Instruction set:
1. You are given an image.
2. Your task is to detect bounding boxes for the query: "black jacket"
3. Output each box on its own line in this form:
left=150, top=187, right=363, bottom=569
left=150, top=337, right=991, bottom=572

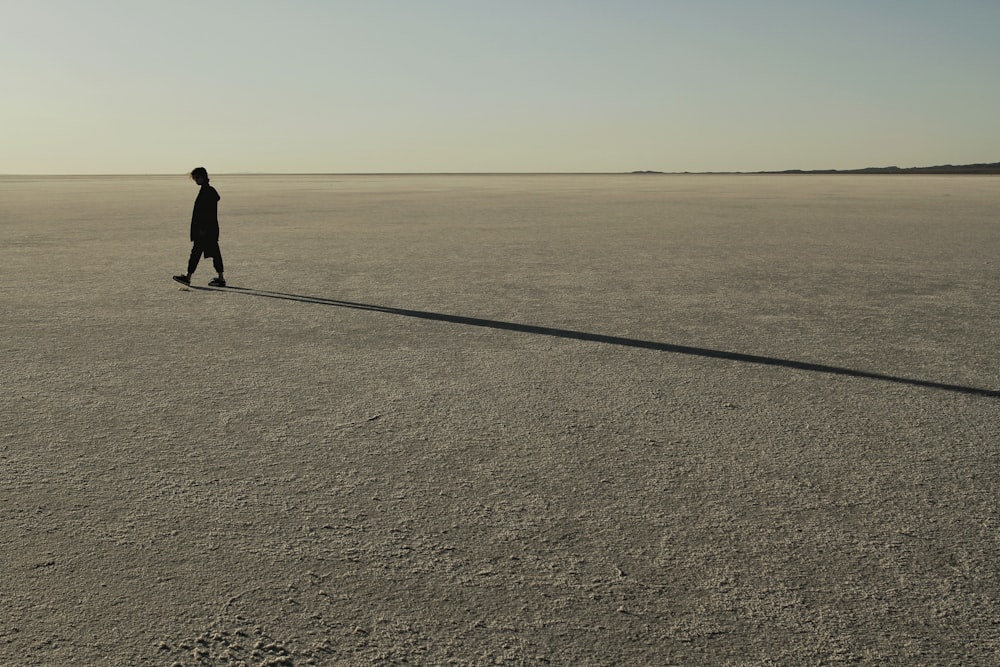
left=190, top=184, right=221, bottom=242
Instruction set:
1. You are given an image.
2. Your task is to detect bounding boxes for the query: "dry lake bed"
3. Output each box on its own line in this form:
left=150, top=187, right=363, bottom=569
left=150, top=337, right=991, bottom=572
left=1, top=174, right=998, bottom=665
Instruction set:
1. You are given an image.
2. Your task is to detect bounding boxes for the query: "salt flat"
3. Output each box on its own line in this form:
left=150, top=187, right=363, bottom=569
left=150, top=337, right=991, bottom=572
left=1, top=174, right=998, bottom=665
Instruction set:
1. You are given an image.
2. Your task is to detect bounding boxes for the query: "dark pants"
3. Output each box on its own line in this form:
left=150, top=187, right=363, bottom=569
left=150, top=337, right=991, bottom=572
left=187, top=241, right=224, bottom=275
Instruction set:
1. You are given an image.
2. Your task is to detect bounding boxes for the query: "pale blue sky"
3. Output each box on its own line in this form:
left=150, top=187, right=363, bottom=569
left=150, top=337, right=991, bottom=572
left=3, top=1, right=998, bottom=174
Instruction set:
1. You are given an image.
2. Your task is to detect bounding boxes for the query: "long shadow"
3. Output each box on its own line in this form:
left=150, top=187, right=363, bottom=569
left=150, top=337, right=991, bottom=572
left=194, top=285, right=999, bottom=398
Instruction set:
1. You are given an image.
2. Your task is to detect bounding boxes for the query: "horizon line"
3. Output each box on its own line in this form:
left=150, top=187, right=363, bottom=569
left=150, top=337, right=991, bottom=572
left=4, top=160, right=999, bottom=178
left=4, top=168, right=999, bottom=178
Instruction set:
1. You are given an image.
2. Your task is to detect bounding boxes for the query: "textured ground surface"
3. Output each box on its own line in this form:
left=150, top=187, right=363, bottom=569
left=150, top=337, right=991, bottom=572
left=1, top=174, right=998, bottom=665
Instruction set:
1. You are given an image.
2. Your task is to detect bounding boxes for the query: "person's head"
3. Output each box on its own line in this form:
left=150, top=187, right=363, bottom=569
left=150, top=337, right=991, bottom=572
left=190, top=167, right=209, bottom=185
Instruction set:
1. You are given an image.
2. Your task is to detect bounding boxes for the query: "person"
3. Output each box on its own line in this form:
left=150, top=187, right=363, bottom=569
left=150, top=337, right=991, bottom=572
left=173, top=167, right=226, bottom=287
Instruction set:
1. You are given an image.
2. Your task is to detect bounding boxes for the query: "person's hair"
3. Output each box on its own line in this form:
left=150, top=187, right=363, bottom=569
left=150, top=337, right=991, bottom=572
left=190, top=167, right=209, bottom=182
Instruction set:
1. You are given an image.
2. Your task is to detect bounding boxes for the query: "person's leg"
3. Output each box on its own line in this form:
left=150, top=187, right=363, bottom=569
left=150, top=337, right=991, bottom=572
left=206, top=242, right=226, bottom=286
left=186, top=242, right=203, bottom=276
left=211, top=243, right=224, bottom=276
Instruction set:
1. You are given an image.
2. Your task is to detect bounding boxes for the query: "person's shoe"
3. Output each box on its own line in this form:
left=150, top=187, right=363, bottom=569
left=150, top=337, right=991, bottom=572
left=172, top=274, right=190, bottom=285
left=208, top=276, right=227, bottom=287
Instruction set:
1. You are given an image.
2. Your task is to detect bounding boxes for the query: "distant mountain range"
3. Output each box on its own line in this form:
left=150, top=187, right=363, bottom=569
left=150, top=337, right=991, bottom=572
left=763, top=162, right=1000, bottom=175
left=632, top=162, right=1000, bottom=175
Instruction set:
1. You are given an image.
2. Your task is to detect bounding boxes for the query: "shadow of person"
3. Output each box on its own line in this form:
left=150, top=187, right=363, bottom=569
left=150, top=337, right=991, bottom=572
left=192, top=285, right=999, bottom=399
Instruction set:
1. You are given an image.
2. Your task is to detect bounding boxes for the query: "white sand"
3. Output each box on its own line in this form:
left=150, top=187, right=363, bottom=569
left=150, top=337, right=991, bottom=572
left=1, top=174, right=998, bottom=665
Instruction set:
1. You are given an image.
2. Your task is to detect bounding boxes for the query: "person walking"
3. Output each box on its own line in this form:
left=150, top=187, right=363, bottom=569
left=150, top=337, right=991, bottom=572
left=173, top=167, right=226, bottom=287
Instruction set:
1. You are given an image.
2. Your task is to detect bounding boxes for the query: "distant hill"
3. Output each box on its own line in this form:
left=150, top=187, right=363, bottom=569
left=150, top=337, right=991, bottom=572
left=761, top=162, right=1000, bottom=175
left=630, top=162, right=1000, bottom=175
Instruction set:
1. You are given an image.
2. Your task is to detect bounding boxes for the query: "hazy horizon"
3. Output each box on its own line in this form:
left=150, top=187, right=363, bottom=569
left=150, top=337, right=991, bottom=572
left=3, top=165, right=998, bottom=178
left=3, top=1, right=999, bottom=175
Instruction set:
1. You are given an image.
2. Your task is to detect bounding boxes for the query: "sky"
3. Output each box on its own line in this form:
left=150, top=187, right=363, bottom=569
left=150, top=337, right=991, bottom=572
left=2, top=0, right=999, bottom=174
